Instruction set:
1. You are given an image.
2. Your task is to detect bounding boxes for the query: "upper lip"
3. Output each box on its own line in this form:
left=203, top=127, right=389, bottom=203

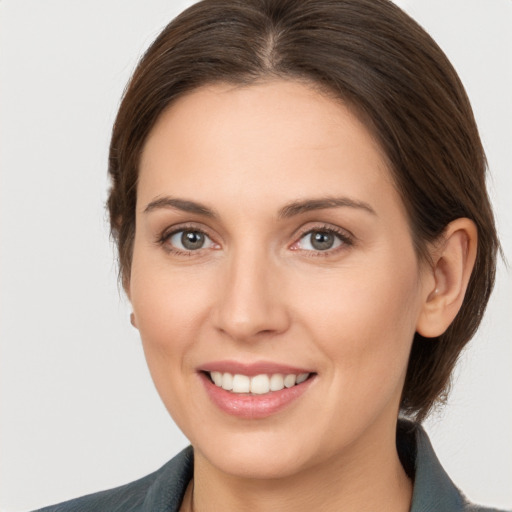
left=199, top=360, right=314, bottom=376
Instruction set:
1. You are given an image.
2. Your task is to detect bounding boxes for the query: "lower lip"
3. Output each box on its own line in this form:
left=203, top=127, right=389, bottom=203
left=200, top=372, right=315, bottom=419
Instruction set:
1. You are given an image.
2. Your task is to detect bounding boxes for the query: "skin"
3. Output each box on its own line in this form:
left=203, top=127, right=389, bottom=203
left=128, top=80, right=477, bottom=512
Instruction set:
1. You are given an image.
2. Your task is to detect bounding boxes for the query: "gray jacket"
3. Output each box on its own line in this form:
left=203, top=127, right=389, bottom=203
left=33, top=421, right=506, bottom=512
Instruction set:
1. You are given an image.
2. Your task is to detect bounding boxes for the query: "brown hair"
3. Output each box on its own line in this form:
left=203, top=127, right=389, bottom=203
left=107, top=0, right=499, bottom=422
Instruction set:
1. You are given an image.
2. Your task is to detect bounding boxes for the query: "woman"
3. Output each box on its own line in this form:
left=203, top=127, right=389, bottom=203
left=20, top=0, right=506, bottom=510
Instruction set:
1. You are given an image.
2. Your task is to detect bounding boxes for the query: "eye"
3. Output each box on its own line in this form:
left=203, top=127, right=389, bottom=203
left=167, top=229, right=216, bottom=251
left=294, top=228, right=349, bottom=252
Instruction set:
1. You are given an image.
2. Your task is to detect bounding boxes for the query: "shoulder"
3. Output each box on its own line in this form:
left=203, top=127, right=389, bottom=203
left=398, top=420, right=509, bottom=512
left=463, top=501, right=509, bottom=512
left=31, top=446, right=193, bottom=512
left=465, top=507, right=510, bottom=512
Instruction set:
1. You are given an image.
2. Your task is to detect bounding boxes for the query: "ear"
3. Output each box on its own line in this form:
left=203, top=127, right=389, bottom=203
left=130, top=312, right=138, bottom=329
left=123, top=276, right=139, bottom=330
left=416, top=218, right=478, bottom=338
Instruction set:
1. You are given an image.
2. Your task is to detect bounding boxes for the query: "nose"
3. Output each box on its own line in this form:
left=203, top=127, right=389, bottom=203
left=212, top=247, right=291, bottom=342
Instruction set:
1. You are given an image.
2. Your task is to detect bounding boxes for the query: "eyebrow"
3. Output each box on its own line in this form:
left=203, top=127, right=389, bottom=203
left=278, top=197, right=377, bottom=218
left=143, top=197, right=217, bottom=218
left=143, top=195, right=376, bottom=218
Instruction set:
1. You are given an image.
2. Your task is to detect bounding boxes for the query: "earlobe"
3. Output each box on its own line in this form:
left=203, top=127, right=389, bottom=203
left=130, top=312, right=138, bottom=329
left=124, top=276, right=138, bottom=329
left=416, top=218, right=478, bottom=338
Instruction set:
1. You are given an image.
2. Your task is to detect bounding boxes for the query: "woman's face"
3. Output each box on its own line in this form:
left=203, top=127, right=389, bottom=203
left=130, top=80, right=431, bottom=479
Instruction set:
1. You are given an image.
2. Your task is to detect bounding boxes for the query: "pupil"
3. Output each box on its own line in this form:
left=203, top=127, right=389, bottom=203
left=181, top=231, right=204, bottom=250
left=311, top=231, right=334, bottom=250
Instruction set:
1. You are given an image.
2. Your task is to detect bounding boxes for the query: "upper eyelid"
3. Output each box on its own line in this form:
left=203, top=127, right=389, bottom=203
left=299, top=231, right=348, bottom=244
left=160, top=222, right=215, bottom=240
left=293, top=223, right=354, bottom=241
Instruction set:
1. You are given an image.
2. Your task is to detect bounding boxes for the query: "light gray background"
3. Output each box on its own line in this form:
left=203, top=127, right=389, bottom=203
left=1, top=1, right=511, bottom=511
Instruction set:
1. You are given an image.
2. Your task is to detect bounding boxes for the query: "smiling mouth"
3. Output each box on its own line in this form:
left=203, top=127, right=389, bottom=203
left=205, top=371, right=314, bottom=395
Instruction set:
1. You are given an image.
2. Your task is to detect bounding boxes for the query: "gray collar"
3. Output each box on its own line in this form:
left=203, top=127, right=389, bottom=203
left=142, top=420, right=492, bottom=512
left=398, top=420, right=466, bottom=512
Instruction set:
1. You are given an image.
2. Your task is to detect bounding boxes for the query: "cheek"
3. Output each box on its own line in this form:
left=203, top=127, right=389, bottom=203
left=129, top=256, right=219, bottom=429
left=129, top=247, right=218, bottom=367
left=294, top=255, right=422, bottom=388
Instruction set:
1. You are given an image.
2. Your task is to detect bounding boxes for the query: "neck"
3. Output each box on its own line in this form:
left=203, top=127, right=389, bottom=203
left=189, top=419, right=412, bottom=512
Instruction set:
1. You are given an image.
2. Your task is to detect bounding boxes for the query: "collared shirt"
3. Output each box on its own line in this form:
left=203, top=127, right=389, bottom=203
left=34, top=421, right=505, bottom=512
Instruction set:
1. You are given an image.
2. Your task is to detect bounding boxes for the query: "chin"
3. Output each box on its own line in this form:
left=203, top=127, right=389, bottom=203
left=192, top=426, right=322, bottom=480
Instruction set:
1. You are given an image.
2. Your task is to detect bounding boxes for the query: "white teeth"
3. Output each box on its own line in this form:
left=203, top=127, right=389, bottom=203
left=269, top=374, right=284, bottom=391
left=284, top=374, right=296, bottom=388
left=296, top=373, right=309, bottom=384
left=209, top=371, right=311, bottom=395
left=211, top=371, right=223, bottom=386
left=232, top=374, right=250, bottom=393
left=221, top=372, right=233, bottom=390
left=250, top=374, right=270, bottom=394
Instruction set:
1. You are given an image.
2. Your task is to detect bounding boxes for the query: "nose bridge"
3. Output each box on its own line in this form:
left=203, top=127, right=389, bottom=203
left=214, top=241, right=289, bottom=341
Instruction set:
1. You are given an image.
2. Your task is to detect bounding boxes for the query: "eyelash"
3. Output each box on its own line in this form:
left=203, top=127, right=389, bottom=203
left=292, top=225, right=354, bottom=257
left=156, top=223, right=354, bottom=257
left=157, top=223, right=217, bottom=256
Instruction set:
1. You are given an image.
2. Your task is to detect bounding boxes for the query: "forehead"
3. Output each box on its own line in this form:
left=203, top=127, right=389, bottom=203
left=138, top=80, right=398, bottom=215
